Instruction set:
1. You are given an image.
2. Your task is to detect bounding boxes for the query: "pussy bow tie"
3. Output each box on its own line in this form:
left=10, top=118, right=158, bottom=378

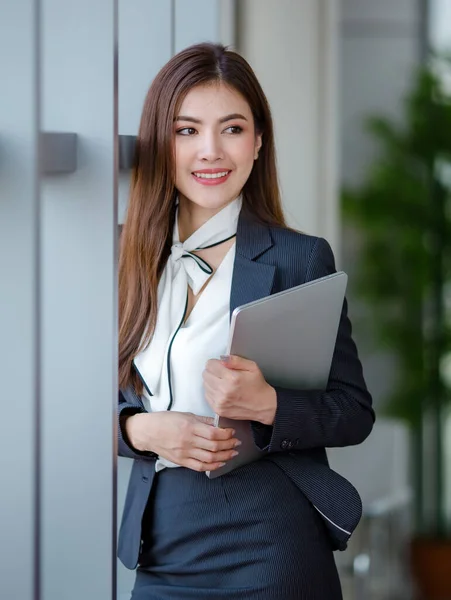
left=133, top=196, right=242, bottom=401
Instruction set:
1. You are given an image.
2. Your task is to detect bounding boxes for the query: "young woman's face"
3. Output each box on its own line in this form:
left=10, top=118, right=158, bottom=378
left=173, top=82, right=262, bottom=213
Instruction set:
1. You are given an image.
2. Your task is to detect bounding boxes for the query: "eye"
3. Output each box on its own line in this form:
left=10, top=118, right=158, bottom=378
left=224, top=125, right=243, bottom=134
left=176, top=127, right=197, bottom=136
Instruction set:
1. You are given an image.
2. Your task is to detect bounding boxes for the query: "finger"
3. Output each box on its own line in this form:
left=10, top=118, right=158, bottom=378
left=221, top=354, right=256, bottom=371
left=204, top=359, right=227, bottom=378
left=202, top=370, right=221, bottom=387
left=194, top=435, right=240, bottom=452
left=203, top=378, right=220, bottom=402
left=193, top=422, right=235, bottom=440
left=190, top=447, right=239, bottom=464
left=204, top=372, right=235, bottom=398
left=184, top=459, right=226, bottom=473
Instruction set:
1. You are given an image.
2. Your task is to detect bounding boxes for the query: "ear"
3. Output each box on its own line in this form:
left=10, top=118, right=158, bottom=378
left=254, top=132, right=263, bottom=160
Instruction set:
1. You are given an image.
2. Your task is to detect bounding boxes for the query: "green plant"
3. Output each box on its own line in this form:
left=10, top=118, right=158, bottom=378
left=342, top=58, right=451, bottom=538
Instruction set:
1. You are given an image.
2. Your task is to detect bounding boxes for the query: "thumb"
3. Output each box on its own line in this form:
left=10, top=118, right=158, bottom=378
left=220, top=354, right=255, bottom=371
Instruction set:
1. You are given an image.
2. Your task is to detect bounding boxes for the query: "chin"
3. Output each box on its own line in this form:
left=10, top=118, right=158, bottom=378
left=181, top=187, right=241, bottom=212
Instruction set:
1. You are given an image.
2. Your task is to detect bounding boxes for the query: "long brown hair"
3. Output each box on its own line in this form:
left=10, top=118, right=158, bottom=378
left=119, top=42, right=286, bottom=392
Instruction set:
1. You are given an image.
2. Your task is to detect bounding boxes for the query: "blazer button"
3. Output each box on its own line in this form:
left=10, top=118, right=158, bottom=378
left=281, top=439, right=290, bottom=450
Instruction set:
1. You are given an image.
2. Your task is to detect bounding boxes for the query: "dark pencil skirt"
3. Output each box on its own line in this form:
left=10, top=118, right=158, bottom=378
left=131, top=458, right=343, bottom=600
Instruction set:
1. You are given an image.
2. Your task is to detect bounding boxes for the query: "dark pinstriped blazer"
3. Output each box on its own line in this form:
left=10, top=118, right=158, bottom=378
left=117, top=211, right=375, bottom=570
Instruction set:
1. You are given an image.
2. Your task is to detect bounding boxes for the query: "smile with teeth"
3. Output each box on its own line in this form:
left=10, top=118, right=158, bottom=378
left=193, top=171, right=231, bottom=179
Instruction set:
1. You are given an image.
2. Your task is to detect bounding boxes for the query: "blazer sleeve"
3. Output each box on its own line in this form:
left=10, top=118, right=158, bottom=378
left=252, top=236, right=375, bottom=452
left=118, top=388, right=157, bottom=461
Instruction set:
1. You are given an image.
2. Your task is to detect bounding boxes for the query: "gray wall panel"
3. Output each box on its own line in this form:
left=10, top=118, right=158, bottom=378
left=340, top=36, right=418, bottom=187
left=118, top=0, right=172, bottom=223
left=40, top=1, right=116, bottom=598
left=119, top=0, right=172, bottom=135
left=430, top=0, right=451, bottom=50
left=342, top=0, right=418, bottom=23
left=174, top=0, right=219, bottom=53
left=0, top=1, right=39, bottom=599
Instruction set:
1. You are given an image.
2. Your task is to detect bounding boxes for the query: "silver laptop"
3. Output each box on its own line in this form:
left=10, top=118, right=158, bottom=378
left=206, top=271, right=347, bottom=478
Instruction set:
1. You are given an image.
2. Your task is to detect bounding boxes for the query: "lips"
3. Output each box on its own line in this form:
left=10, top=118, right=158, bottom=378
left=191, top=169, right=232, bottom=186
left=192, top=169, right=231, bottom=177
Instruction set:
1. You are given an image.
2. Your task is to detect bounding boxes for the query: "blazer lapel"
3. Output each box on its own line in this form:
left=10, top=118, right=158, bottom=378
left=230, top=213, right=276, bottom=317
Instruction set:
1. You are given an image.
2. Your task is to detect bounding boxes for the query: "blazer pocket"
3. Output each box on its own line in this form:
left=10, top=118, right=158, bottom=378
left=266, top=452, right=362, bottom=551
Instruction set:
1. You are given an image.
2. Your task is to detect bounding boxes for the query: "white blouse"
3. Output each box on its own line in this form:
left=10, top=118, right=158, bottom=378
left=142, top=243, right=236, bottom=472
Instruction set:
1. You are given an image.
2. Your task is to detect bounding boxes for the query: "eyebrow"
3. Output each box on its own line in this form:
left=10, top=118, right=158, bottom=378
left=174, top=113, right=248, bottom=124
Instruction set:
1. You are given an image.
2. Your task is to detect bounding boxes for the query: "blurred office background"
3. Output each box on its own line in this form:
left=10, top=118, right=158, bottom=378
left=1, top=1, right=450, bottom=599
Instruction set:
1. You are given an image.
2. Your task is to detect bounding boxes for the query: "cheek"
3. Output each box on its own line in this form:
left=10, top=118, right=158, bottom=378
left=233, top=137, right=257, bottom=168
left=174, top=144, right=193, bottom=187
left=174, top=142, right=188, bottom=170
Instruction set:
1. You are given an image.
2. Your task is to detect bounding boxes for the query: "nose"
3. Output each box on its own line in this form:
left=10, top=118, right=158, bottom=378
left=198, top=131, right=224, bottom=162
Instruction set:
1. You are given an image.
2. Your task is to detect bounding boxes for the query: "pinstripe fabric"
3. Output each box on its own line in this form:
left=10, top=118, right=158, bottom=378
left=133, top=460, right=342, bottom=599
left=117, top=212, right=374, bottom=578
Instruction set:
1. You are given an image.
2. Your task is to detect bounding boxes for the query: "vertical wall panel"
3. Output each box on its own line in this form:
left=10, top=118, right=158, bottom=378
left=0, top=1, right=39, bottom=599
left=174, top=0, right=219, bottom=52
left=119, top=0, right=172, bottom=135
left=118, top=0, right=172, bottom=224
left=40, top=1, right=117, bottom=598
left=174, top=0, right=235, bottom=54
left=117, top=2, right=172, bottom=596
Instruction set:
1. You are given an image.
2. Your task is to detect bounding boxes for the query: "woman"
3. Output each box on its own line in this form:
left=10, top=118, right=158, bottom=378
left=118, top=42, right=374, bottom=599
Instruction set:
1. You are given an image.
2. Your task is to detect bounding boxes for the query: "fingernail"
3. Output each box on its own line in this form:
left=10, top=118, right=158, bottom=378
left=220, top=355, right=230, bottom=363
left=231, top=451, right=239, bottom=457
left=219, top=462, right=226, bottom=467
left=231, top=429, right=236, bottom=436
left=234, top=440, right=242, bottom=447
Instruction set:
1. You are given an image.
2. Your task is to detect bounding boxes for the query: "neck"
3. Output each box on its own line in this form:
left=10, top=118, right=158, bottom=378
left=177, top=196, right=235, bottom=242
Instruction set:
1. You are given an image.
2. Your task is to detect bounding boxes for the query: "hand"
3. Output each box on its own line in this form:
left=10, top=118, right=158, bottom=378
left=125, top=411, right=241, bottom=472
left=202, top=355, right=277, bottom=425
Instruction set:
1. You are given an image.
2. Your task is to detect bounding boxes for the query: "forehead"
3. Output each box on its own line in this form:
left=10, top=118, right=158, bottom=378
left=178, top=82, right=252, bottom=118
